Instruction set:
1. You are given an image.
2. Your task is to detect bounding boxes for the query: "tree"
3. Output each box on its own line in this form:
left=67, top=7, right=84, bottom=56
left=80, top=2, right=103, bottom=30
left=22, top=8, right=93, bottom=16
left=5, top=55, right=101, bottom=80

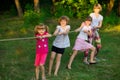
left=34, top=0, right=40, bottom=12
left=106, top=0, right=115, bottom=15
left=118, top=0, right=120, bottom=16
left=14, top=0, right=23, bottom=17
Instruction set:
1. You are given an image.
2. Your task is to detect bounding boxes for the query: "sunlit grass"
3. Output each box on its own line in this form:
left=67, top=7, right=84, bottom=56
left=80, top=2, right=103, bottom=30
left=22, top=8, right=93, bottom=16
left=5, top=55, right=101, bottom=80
left=103, top=25, right=120, bottom=32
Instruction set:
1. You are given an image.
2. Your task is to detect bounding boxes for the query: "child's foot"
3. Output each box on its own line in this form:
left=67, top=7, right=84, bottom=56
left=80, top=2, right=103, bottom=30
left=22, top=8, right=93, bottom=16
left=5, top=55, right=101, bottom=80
left=66, top=65, right=71, bottom=69
left=48, top=72, right=51, bottom=76
left=54, top=73, right=57, bottom=76
left=89, top=61, right=96, bottom=64
left=83, top=57, right=89, bottom=65
left=83, top=60, right=89, bottom=65
left=42, top=77, right=46, bottom=80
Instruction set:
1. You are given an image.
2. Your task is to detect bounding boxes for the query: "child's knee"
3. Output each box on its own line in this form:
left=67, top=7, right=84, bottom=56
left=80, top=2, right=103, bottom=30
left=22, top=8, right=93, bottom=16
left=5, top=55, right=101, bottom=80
left=40, top=64, right=44, bottom=67
left=92, top=46, right=96, bottom=51
left=50, top=56, right=54, bottom=61
left=36, top=66, right=40, bottom=69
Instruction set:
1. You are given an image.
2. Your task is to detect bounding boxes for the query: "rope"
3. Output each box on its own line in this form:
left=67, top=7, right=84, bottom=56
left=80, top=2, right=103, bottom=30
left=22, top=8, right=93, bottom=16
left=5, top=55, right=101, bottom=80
left=0, top=30, right=75, bottom=42
left=0, top=36, right=37, bottom=42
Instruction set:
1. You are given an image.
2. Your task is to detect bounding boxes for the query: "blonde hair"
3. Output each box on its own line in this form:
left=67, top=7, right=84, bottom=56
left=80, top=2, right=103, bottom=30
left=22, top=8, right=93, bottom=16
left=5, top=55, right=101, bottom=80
left=93, top=3, right=102, bottom=11
left=58, top=16, right=70, bottom=25
left=34, top=23, right=49, bottom=34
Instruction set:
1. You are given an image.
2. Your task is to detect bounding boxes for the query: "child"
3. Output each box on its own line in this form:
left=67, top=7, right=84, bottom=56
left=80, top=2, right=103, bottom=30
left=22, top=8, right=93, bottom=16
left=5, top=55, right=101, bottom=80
left=77, top=22, right=93, bottom=64
left=34, top=23, right=52, bottom=80
left=48, top=16, right=70, bottom=76
left=89, top=3, right=103, bottom=59
left=67, top=16, right=96, bottom=69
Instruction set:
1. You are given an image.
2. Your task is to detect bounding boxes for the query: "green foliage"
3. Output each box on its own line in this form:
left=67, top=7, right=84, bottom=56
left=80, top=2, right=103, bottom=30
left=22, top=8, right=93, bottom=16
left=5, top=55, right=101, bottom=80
left=23, top=5, right=52, bottom=27
left=54, top=0, right=98, bottom=18
left=103, top=13, right=120, bottom=27
left=23, top=10, right=41, bottom=26
left=9, top=5, right=17, bottom=16
left=24, top=3, right=34, bottom=11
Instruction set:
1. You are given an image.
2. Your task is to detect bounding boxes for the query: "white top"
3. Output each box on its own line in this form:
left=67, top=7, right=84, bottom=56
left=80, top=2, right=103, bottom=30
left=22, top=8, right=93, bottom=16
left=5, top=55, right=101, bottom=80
left=90, top=13, right=103, bottom=29
left=77, top=25, right=91, bottom=40
left=53, top=25, right=70, bottom=48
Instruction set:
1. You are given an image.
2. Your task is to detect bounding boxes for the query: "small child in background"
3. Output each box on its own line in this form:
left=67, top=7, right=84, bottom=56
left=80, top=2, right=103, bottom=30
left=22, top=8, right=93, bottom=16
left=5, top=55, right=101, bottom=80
left=67, top=16, right=96, bottom=69
left=34, top=23, right=51, bottom=80
left=48, top=16, right=70, bottom=76
left=89, top=3, right=103, bottom=59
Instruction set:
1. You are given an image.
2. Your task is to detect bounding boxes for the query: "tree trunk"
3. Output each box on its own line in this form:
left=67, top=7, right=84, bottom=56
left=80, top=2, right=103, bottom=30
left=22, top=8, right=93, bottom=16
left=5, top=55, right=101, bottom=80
left=106, top=0, right=115, bottom=16
left=118, top=0, right=120, bottom=16
left=51, top=0, right=56, bottom=14
left=14, top=0, right=23, bottom=17
left=34, top=0, right=40, bottom=13
left=51, top=0, right=60, bottom=14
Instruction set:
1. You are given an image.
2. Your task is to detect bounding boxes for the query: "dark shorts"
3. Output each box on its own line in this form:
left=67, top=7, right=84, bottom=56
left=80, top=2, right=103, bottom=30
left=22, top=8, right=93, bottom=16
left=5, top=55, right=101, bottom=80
left=51, top=46, right=65, bottom=54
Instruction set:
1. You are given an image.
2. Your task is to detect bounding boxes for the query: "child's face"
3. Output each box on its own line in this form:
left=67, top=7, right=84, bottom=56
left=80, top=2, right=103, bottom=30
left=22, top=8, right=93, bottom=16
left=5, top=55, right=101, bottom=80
left=85, top=20, right=91, bottom=26
left=60, top=19, right=67, bottom=27
left=38, top=28, right=46, bottom=34
left=94, top=8, right=100, bottom=13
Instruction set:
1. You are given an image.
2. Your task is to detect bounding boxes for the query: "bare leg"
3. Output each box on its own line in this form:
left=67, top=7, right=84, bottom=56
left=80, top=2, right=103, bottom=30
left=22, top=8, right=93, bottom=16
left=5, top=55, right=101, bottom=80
left=90, top=46, right=96, bottom=63
left=54, top=54, right=62, bottom=76
left=40, top=65, right=46, bottom=80
left=67, top=50, right=78, bottom=69
left=35, top=66, right=40, bottom=80
left=48, top=52, right=56, bottom=75
left=95, top=44, right=101, bottom=57
left=83, top=49, right=89, bottom=64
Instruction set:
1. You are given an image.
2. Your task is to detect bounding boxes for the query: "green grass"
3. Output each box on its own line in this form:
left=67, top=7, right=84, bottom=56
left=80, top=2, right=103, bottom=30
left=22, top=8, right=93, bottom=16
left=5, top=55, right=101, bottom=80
left=0, top=16, right=120, bottom=80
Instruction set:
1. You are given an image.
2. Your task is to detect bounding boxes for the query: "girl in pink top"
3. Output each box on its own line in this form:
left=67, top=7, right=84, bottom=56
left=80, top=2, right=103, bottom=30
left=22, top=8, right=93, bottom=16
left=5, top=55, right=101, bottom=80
left=34, top=23, right=51, bottom=80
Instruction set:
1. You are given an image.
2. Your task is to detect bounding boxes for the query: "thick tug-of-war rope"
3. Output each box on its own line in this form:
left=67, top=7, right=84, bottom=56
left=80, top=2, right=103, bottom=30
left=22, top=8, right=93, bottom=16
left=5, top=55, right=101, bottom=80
left=0, top=31, right=75, bottom=42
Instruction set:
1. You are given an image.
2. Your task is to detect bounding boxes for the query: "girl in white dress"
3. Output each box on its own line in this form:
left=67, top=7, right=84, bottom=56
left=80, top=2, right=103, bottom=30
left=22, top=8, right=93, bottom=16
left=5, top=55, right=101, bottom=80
left=48, top=16, right=70, bottom=76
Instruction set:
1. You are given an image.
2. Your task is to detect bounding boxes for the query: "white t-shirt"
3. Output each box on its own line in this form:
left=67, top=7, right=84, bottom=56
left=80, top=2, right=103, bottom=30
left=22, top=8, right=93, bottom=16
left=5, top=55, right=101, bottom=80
left=90, top=13, right=103, bottom=29
left=53, top=25, right=70, bottom=48
left=77, top=26, right=91, bottom=40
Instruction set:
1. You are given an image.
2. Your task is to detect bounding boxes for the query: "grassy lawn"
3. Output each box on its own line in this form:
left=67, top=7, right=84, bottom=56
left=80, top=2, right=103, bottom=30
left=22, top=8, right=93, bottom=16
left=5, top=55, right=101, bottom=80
left=0, top=17, right=120, bottom=80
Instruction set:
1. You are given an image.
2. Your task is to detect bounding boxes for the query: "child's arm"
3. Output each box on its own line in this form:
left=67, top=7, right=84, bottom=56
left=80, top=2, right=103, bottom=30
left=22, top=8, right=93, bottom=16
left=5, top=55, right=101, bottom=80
left=95, top=21, right=103, bottom=29
left=74, top=22, right=85, bottom=32
left=61, top=28, right=70, bottom=35
left=53, top=28, right=59, bottom=36
left=57, top=25, right=70, bottom=35
left=84, top=30, right=92, bottom=36
left=35, top=35, right=43, bottom=39
left=42, top=33, right=52, bottom=38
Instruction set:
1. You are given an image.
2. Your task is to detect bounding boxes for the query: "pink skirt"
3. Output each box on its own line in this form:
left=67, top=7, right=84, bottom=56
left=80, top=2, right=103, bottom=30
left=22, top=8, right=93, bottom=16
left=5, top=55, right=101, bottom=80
left=73, top=38, right=93, bottom=51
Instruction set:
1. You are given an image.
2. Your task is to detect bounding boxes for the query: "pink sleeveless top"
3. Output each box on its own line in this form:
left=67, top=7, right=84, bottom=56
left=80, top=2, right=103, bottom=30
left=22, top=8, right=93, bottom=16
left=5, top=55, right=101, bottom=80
left=35, top=32, right=48, bottom=54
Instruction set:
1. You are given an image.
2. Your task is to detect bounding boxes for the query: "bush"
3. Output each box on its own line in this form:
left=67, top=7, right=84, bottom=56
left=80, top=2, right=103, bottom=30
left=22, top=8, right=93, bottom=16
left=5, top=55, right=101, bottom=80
left=23, top=10, right=41, bottom=26
left=53, top=0, right=98, bottom=18
left=103, top=13, right=120, bottom=27
left=23, top=5, right=52, bottom=27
